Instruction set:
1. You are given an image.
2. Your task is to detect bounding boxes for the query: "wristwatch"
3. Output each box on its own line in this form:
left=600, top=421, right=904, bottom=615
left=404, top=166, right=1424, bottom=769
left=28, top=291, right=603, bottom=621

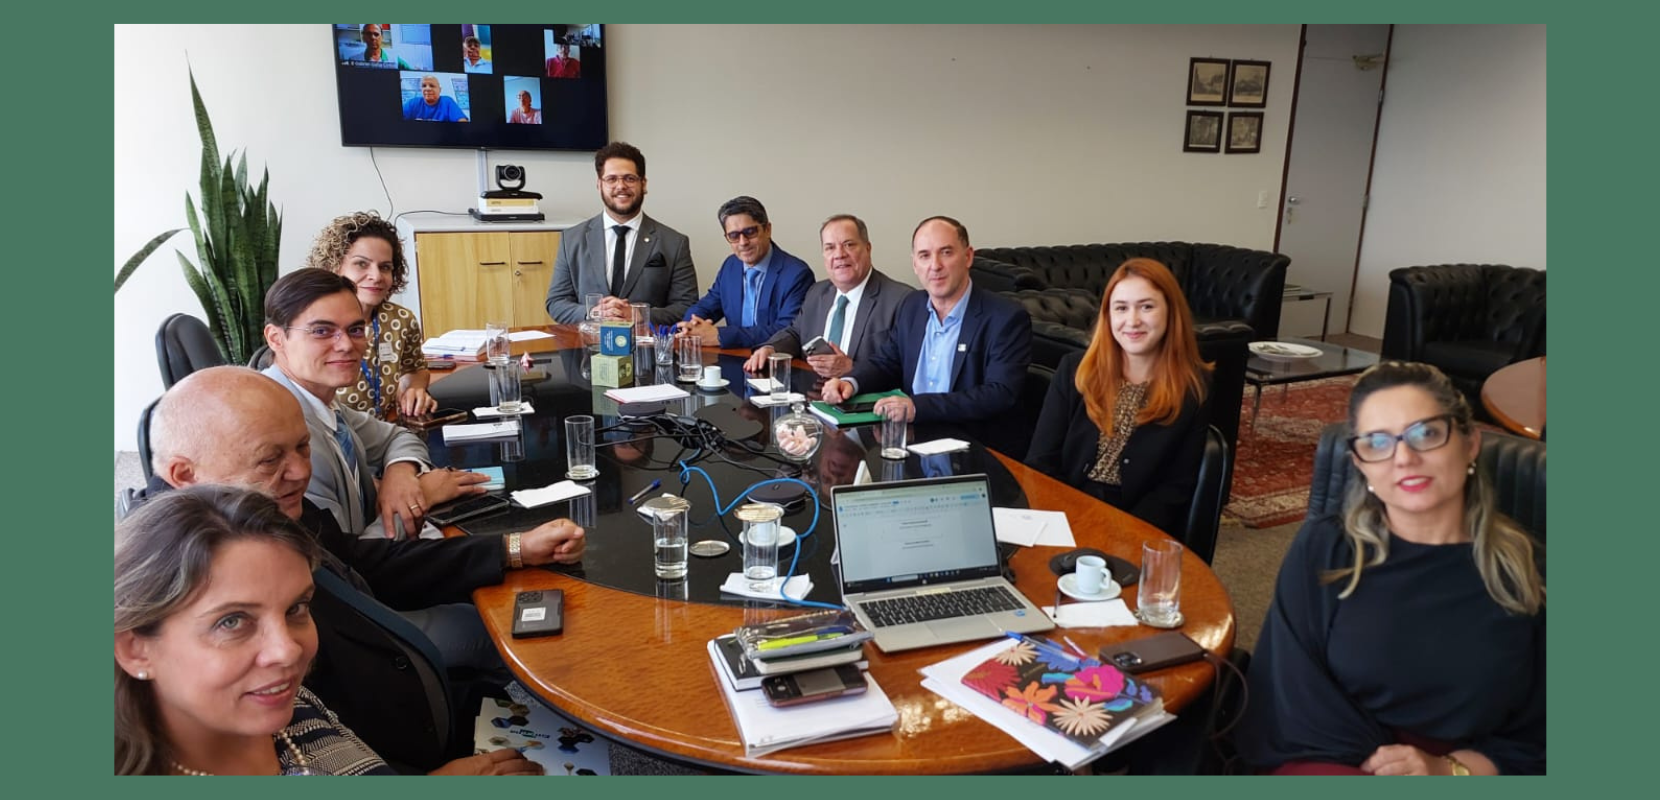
left=506, top=532, right=524, bottom=569
left=1443, top=754, right=1471, bottom=776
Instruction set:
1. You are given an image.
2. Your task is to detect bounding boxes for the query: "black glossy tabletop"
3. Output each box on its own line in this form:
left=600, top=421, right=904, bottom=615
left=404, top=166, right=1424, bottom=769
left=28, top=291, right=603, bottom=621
left=424, top=347, right=1027, bottom=607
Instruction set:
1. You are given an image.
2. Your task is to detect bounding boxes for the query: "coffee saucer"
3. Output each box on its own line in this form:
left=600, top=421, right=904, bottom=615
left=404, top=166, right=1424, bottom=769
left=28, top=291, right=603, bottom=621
left=697, top=379, right=730, bottom=391
left=1058, top=573, right=1121, bottom=602
left=738, top=525, right=797, bottom=547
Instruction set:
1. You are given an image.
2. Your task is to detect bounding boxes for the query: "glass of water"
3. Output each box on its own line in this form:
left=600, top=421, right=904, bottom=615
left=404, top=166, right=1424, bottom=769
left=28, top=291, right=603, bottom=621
left=737, top=503, right=784, bottom=593
left=564, top=415, right=598, bottom=480
left=641, top=496, right=692, bottom=580
left=1138, top=539, right=1184, bottom=627
left=485, top=320, right=511, bottom=363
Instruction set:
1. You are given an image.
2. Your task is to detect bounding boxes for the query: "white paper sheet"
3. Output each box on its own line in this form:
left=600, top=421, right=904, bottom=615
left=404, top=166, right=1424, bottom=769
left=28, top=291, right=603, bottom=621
left=442, top=419, right=521, bottom=443
left=1041, top=599, right=1141, bottom=628
left=511, top=480, right=592, bottom=508
left=907, top=438, right=972, bottom=455
left=993, top=507, right=1048, bottom=547
left=472, top=402, right=535, bottom=418
left=749, top=392, right=806, bottom=407
left=719, top=573, right=814, bottom=601
left=506, top=330, right=554, bottom=342
left=604, top=384, right=691, bottom=403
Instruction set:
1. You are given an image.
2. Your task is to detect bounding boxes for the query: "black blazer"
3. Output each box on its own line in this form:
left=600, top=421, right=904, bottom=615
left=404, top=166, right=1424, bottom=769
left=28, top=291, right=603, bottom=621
left=1025, top=350, right=1209, bottom=535
left=762, top=268, right=910, bottom=365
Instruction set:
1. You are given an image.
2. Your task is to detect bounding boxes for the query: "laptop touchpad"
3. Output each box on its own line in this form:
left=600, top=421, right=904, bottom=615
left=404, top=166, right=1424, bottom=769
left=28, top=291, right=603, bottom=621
left=927, top=617, right=999, bottom=643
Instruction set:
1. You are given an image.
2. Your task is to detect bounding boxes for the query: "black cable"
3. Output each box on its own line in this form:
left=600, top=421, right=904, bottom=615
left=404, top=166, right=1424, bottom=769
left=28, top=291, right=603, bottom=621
left=369, top=146, right=394, bottom=217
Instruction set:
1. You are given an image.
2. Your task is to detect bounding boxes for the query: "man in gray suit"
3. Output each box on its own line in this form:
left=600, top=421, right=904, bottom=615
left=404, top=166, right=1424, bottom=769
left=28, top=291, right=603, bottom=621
left=261, top=269, right=487, bottom=539
left=744, top=214, right=910, bottom=379
left=544, top=141, right=698, bottom=326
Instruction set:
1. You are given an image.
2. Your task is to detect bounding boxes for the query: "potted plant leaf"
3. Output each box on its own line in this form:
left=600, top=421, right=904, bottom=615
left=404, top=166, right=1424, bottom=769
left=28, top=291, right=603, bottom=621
left=114, top=69, right=281, bottom=365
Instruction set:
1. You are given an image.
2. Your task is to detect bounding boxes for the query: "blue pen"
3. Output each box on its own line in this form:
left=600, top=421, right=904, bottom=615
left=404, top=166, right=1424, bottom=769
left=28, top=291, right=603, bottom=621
left=628, top=479, right=662, bottom=505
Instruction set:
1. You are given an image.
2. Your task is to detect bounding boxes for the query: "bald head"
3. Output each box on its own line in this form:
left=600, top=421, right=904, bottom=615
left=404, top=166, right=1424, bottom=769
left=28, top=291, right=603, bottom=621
left=152, top=366, right=314, bottom=519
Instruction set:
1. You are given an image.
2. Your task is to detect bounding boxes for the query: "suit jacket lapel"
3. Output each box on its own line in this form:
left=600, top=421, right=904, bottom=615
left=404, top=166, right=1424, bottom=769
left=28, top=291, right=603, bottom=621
left=845, top=271, right=882, bottom=355
left=949, top=290, right=984, bottom=388
left=585, top=216, right=608, bottom=291
left=621, top=216, right=654, bottom=298
left=803, top=280, right=832, bottom=341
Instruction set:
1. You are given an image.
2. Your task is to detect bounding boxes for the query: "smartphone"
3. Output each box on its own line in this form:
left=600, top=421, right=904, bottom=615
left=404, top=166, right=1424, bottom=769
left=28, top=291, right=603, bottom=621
left=400, top=407, right=470, bottom=430
left=803, top=336, right=835, bottom=357
left=838, top=400, right=878, bottom=414
left=511, top=590, right=564, bottom=638
left=1098, top=632, right=1208, bottom=674
left=427, top=359, right=458, bottom=371
left=760, top=665, right=866, bottom=707
left=426, top=494, right=510, bottom=527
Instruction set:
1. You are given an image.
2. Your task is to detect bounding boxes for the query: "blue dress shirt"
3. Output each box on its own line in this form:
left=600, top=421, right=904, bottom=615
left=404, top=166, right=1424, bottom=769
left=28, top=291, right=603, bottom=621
left=912, top=285, right=972, bottom=397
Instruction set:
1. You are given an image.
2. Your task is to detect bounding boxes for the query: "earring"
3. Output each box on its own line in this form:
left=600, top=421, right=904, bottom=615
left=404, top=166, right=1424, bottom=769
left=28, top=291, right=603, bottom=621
left=136, top=670, right=149, bottom=681
left=1366, top=484, right=1375, bottom=493
left=1467, top=462, right=1476, bottom=475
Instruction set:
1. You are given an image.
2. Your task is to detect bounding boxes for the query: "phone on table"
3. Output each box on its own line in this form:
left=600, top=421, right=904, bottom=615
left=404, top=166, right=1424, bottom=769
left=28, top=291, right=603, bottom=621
left=400, top=407, right=469, bottom=430
left=1098, top=632, right=1207, bottom=674
left=838, top=399, right=878, bottom=414
left=760, top=664, right=866, bottom=707
left=511, top=590, right=564, bottom=638
left=803, top=336, right=835, bottom=357
left=427, top=359, right=458, bottom=371
left=426, top=494, right=510, bottom=527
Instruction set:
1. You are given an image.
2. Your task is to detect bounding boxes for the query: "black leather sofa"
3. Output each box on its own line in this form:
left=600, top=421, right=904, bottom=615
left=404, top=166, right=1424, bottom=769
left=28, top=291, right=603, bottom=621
left=1381, top=264, right=1546, bottom=404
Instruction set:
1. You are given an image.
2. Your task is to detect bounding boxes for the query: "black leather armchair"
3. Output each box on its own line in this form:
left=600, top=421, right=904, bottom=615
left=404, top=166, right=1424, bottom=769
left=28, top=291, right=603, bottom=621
left=1381, top=265, right=1546, bottom=403
left=1307, top=422, right=1546, bottom=540
left=155, top=312, right=227, bottom=389
left=1182, top=426, right=1231, bottom=564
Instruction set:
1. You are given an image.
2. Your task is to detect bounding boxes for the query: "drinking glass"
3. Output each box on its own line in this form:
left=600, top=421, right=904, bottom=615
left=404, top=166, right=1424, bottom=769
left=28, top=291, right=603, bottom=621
left=485, top=320, right=511, bottom=363
left=676, top=336, right=703, bottom=382
left=584, top=293, right=604, bottom=320
left=630, top=302, right=651, bottom=342
left=1138, top=540, right=1184, bottom=627
left=737, top=503, right=784, bottom=592
left=768, top=353, right=792, bottom=402
left=564, top=415, right=598, bottom=480
left=491, top=360, right=524, bottom=414
left=641, top=495, right=692, bottom=580
left=880, top=417, right=909, bottom=460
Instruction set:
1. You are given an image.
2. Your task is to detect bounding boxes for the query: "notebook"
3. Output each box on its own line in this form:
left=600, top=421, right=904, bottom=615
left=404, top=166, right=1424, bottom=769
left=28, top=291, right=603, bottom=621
left=832, top=475, right=1053, bottom=653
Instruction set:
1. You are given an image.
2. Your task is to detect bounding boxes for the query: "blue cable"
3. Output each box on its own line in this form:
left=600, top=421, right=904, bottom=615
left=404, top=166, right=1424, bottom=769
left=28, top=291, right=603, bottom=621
left=676, top=461, right=844, bottom=611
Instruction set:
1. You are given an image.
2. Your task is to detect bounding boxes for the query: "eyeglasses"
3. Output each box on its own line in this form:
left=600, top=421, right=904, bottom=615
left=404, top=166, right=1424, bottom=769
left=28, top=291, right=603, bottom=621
left=601, top=174, right=641, bottom=186
left=286, top=323, right=369, bottom=342
left=1347, top=414, right=1458, bottom=462
left=724, top=226, right=762, bottom=243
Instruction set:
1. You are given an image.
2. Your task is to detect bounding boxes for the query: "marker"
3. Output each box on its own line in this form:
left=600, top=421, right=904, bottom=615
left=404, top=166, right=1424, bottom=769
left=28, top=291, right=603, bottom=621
left=628, top=480, right=662, bottom=506
left=757, top=632, right=845, bottom=651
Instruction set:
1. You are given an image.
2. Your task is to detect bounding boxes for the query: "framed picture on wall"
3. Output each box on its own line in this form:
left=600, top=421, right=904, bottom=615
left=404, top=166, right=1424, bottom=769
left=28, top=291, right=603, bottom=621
left=1187, top=57, right=1230, bottom=106
left=1226, top=112, right=1264, bottom=153
left=1184, top=110, right=1223, bottom=153
left=1229, top=60, right=1271, bottom=107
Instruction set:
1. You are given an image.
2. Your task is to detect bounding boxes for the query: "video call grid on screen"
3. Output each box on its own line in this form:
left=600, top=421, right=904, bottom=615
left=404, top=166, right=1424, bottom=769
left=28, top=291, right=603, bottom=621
left=834, top=479, right=1000, bottom=588
left=331, top=23, right=608, bottom=150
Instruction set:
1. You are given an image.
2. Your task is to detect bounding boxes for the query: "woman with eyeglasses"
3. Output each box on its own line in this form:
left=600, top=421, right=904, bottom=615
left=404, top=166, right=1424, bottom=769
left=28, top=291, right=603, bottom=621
left=304, top=211, right=438, bottom=421
left=1026, top=258, right=1211, bottom=535
left=1237, top=361, right=1545, bottom=775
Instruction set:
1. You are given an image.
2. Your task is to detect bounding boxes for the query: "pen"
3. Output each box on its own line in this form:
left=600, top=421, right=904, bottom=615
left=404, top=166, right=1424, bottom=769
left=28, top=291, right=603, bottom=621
left=757, top=632, right=845, bottom=651
left=627, top=480, right=661, bottom=505
left=1061, top=635, right=1090, bottom=660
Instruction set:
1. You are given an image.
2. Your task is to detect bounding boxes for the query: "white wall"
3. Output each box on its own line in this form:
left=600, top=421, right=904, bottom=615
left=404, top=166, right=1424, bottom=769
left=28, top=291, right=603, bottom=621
left=114, top=24, right=1299, bottom=450
left=1350, top=24, right=1546, bottom=337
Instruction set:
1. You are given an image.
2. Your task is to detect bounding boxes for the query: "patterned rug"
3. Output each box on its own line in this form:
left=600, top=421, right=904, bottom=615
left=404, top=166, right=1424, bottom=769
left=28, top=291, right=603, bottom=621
left=1223, top=375, right=1358, bottom=529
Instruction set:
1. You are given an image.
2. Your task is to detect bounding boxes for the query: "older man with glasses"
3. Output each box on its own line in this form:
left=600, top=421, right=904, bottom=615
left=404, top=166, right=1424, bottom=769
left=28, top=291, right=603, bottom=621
left=261, top=268, right=484, bottom=540
left=676, top=195, right=813, bottom=349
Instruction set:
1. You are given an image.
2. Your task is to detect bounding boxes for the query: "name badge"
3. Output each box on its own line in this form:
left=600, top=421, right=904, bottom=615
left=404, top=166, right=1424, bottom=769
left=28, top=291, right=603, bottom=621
left=957, top=343, right=968, bottom=352
left=378, top=342, right=396, bottom=363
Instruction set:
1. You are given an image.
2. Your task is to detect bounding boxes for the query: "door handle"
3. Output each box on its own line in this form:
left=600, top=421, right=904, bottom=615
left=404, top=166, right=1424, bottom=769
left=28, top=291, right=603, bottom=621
left=517, top=260, right=544, bottom=266
left=1286, top=196, right=1301, bottom=205
left=479, top=261, right=507, bottom=266
left=514, top=270, right=522, bottom=276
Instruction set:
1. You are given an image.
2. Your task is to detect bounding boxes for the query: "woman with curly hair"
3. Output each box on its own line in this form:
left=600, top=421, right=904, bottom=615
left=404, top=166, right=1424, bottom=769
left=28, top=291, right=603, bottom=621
left=304, top=212, right=437, bottom=419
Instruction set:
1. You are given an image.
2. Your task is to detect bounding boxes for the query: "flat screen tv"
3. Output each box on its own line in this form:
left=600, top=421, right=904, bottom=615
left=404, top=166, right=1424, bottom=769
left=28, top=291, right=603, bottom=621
left=331, top=23, right=607, bottom=151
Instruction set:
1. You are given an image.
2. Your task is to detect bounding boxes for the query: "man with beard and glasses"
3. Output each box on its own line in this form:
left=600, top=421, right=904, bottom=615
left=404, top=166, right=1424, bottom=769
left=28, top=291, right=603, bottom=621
left=543, top=141, right=698, bottom=326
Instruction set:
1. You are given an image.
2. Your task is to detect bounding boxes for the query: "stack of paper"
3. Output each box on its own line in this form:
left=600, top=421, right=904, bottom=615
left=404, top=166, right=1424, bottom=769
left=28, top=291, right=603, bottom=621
left=991, top=507, right=1077, bottom=547
left=442, top=420, right=521, bottom=443
left=604, top=384, right=690, bottom=403
left=511, top=480, right=592, bottom=508
left=422, top=329, right=490, bottom=357
left=718, top=573, right=814, bottom=601
left=907, top=438, right=971, bottom=455
left=713, top=657, right=898, bottom=757
left=919, top=639, right=1174, bottom=769
left=473, top=402, right=535, bottom=418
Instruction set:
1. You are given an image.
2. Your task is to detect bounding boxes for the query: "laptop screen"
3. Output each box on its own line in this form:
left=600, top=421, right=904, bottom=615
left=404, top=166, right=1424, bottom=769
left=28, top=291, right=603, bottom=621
left=833, top=475, right=1002, bottom=595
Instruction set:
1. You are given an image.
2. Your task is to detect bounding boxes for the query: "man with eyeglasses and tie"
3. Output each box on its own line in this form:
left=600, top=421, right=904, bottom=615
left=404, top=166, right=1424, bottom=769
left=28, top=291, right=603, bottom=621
left=676, top=196, right=812, bottom=349
left=261, top=269, right=486, bottom=540
left=744, top=214, right=908, bottom=380
left=543, top=142, right=698, bottom=326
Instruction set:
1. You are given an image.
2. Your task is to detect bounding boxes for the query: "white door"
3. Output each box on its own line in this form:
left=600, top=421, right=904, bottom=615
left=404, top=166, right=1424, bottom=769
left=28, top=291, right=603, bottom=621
left=1275, top=25, right=1391, bottom=339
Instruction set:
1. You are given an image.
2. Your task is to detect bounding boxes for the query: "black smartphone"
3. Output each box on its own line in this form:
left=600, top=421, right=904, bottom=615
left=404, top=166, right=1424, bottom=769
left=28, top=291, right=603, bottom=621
left=760, top=664, right=866, bottom=707
left=803, top=336, right=835, bottom=357
left=511, top=590, right=564, bottom=638
left=426, top=494, right=510, bottom=527
left=1098, top=632, right=1207, bottom=674
left=400, top=407, right=470, bottom=430
left=838, top=400, right=878, bottom=414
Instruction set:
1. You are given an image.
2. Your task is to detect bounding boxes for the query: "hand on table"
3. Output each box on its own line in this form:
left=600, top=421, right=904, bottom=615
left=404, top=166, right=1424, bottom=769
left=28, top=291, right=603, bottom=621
left=377, top=463, right=425, bottom=539
left=743, top=346, right=775, bottom=374
left=419, top=468, right=491, bottom=507
left=397, top=386, right=438, bottom=418
left=874, top=395, right=916, bottom=423
left=820, top=378, right=853, bottom=404
left=806, top=342, right=853, bottom=378
left=1360, top=745, right=1450, bottom=776
left=430, top=748, right=545, bottom=776
left=675, top=316, right=720, bottom=346
left=519, top=518, right=587, bottom=566
left=597, top=296, right=632, bottom=320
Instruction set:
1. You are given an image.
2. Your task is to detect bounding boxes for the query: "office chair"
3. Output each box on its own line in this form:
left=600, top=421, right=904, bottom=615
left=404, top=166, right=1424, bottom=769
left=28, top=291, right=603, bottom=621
left=155, top=313, right=227, bottom=389
left=137, top=397, right=160, bottom=482
left=1308, top=422, right=1545, bottom=540
left=1005, top=363, right=1056, bottom=462
left=1181, top=426, right=1230, bottom=564
left=246, top=344, right=274, bottom=370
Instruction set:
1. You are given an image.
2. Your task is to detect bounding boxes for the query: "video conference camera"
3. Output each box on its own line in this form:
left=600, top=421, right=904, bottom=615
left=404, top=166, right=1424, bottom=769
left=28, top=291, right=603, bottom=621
left=495, top=164, right=527, bottom=192
left=474, top=163, right=544, bottom=221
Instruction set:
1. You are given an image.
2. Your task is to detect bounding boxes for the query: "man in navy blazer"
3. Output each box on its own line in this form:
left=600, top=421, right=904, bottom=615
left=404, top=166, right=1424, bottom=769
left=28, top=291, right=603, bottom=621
left=676, top=196, right=812, bottom=350
left=744, top=214, right=908, bottom=380
left=823, top=216, right=1031, bottom=454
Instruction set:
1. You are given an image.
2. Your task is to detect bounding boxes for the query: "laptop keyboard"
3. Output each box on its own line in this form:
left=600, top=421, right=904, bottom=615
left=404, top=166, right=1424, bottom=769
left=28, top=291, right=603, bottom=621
left=862, top=586, right=1023, bottom=628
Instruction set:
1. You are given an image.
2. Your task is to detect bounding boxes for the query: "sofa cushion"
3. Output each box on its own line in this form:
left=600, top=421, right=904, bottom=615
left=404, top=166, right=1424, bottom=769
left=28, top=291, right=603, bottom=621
left=1421, top=340, right=1517, bottom=382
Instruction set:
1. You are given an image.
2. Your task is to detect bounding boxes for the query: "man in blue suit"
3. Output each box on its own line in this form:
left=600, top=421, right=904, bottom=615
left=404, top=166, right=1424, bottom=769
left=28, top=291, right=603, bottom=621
left=822, top=216, right=1031, bottom=454
left=675, top=196, right=812, bottom=349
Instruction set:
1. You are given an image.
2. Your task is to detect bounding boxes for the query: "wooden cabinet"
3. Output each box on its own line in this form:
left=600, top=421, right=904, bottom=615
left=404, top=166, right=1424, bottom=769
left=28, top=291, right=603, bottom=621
left=405, top=223, right=568, bottom=334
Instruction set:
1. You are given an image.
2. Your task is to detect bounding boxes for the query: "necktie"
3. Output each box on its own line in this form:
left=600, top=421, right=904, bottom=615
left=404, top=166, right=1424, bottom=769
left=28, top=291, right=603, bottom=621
left=333, top=410, right=359, bottom=474
left=610, top=225, right=628, bottom=297
left=742, top=268, right=761, bottom=327
left=827, top=294, right=849, bottom=349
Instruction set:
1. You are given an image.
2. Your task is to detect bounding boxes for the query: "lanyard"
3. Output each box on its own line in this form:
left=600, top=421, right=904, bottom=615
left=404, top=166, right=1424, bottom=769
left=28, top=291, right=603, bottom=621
left=358, top=315, right=384, bottom=418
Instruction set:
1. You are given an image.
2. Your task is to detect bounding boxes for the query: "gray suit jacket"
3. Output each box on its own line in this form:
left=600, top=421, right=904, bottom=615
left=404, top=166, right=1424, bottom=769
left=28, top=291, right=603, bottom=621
left=263, top=366, right=431, bottom=536
left=544, top=213, right=699, bottom=326
left=762, top=268, right=912, bottom=365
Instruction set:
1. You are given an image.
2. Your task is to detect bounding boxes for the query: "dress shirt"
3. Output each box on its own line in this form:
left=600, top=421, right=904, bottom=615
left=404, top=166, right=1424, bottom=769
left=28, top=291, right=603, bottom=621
left=912, top=284, right=973, bottom=397
left=823, top=271, right=871, bottom=352
left=738, top=246, right=773, bottom=325
left=603, top=213, right=643, bottom=289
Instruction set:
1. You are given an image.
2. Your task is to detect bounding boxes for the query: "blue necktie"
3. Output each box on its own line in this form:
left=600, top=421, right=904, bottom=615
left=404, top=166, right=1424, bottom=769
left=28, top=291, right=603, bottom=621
left=334, top=410, right=359, bottom=474
left=742, top=268, right=762, bottom=327
left=827, top=294, right=849, bottom=349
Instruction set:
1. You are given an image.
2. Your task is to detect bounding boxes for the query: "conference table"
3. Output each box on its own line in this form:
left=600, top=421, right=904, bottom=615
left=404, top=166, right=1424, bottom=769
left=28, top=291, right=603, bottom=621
left=1481, top=357, right=1545, bottom=440
left=425, top=327, right=1235, bottom=774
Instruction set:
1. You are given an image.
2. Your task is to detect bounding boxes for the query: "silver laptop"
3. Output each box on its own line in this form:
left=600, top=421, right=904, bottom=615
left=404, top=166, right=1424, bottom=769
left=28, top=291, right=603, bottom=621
left=832, top=475, right=1053, bottom=653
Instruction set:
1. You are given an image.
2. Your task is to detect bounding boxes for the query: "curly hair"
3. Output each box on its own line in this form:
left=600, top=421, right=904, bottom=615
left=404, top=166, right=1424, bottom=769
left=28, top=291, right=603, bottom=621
left=303, top=211, right=410, bottom=297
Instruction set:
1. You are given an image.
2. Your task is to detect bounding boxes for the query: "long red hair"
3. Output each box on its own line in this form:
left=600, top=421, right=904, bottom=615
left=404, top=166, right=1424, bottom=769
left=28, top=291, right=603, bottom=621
left=1075, top=258, right=1210, bottom=436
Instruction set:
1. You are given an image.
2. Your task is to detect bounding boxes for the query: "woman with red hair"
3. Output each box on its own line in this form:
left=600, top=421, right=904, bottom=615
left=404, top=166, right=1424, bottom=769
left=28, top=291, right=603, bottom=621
left=1027, top=259, right=1211, bottom=533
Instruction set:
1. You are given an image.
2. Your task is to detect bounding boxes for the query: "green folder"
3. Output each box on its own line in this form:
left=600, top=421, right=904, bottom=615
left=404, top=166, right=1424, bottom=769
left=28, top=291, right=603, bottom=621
left=808, top=389, right=908, bottom=426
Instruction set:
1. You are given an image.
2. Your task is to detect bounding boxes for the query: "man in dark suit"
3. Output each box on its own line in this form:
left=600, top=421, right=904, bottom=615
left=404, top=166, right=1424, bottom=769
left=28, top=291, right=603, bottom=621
left=544, top=142, right=698, bottom=326
left=823, top=216, right=1031, bottom=454
left=141, top=366, right=586, bottom=771
left=743, top=214, right=908, bottom=379
left=675, top=196, right=813, bottom=349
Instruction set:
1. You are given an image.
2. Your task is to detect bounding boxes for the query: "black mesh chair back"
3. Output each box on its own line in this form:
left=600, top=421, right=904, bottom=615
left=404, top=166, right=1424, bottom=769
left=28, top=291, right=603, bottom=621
left=155, top=313, right=226, bottom=389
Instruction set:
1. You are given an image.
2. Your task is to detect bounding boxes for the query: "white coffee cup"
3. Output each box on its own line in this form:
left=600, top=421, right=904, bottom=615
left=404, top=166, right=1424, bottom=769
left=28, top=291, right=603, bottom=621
left=1074, top=555, right=1107, bottom=595
left=700, top=365, right=722, bottom=386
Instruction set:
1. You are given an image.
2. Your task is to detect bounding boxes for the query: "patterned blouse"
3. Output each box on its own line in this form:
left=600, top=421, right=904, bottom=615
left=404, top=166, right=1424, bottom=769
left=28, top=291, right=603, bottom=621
left=335, top=301, right=425, bottom=419
left=280, top=686, right=395, bottom=775
left=1086, top=382, right=1150, bottom=487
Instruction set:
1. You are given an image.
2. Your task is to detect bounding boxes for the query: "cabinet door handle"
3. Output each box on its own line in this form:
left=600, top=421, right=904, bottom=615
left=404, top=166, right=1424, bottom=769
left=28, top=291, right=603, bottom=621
left=516, top=260, right=544, bottom=266
left=514, top=270, right=522, bottom=276
left=479, top=260, right=507, bottom=266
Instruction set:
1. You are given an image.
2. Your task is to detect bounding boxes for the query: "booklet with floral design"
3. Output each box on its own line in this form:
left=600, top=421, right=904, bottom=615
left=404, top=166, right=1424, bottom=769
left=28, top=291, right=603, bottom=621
left=959, top=634, right=1160, bottom=746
